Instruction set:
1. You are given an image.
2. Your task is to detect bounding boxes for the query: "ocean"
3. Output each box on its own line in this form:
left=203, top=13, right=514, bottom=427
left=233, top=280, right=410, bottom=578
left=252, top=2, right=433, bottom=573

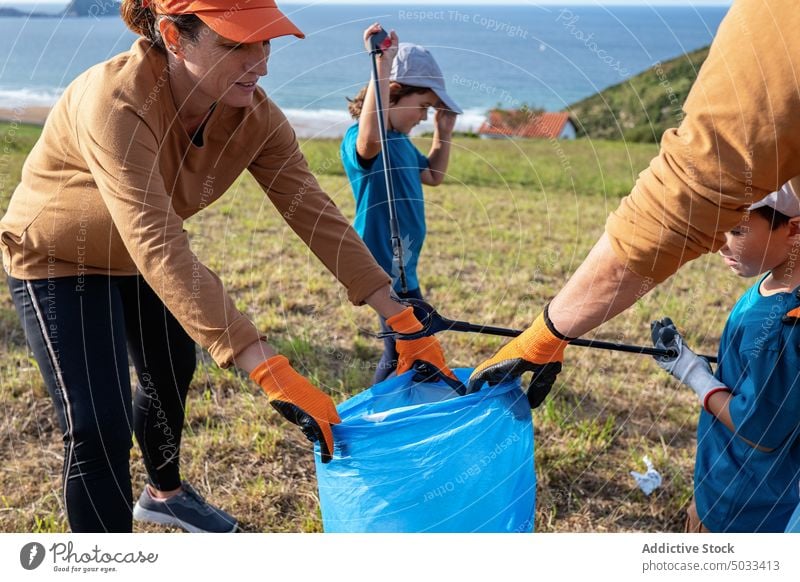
left=0, top=2, right=729, bottom=136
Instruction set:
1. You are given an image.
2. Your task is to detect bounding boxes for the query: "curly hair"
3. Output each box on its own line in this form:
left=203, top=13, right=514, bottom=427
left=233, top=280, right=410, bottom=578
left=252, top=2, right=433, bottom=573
left=347, top=82, right=432, bottom=119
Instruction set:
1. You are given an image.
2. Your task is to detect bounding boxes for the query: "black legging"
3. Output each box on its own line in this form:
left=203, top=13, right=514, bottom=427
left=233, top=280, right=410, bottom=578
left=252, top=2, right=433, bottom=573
left=373, top=287, right=424, bottom=384
left=8, top=274, right=196, bottom=532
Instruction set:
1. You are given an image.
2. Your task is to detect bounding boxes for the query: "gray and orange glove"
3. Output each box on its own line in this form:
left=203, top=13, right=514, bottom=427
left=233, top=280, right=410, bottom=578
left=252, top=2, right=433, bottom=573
left=650, top=317, right=728, bottom=411
left=386, top=306, right=457, bottom=379
left=467, top=305, right=572, bottom=408
left=250, top=355, right=341, bottom=463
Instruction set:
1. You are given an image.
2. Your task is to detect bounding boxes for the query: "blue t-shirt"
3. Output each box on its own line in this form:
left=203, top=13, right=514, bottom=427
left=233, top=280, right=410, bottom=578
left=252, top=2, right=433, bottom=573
left=340, top=124, right=429, bottom=292
left=785, top=502, right=800, bottom=532
left=695, top=276, right=800, bottom=532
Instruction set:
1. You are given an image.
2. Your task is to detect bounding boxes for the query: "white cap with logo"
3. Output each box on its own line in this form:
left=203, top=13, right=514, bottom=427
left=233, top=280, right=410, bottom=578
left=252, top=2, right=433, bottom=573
left=750, top=178, right=800, bottom=218
left=390, top=43, right=463, bottom=114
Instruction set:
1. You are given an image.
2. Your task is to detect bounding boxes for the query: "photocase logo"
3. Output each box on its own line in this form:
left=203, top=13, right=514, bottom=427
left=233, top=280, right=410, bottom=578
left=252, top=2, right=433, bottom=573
left=20, top=542, right=46, bottom=570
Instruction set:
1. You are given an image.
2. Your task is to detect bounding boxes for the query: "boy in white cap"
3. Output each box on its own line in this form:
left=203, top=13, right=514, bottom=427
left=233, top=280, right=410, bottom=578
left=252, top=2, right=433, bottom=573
left=341, top=24, right=462, bottom=383
left=650, top=179, right=800, bottom=532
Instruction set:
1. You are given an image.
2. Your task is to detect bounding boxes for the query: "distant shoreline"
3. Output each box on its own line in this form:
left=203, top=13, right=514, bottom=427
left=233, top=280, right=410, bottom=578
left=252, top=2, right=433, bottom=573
left=0, top=106, right=352, bottom=137
left=0, top=105, right=485, bottom=138
left=0, top=106, right=50, bottom=126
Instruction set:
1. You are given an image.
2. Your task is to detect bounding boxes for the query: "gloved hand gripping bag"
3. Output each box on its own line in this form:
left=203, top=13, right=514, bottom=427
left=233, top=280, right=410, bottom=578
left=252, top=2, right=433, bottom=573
left=314, top=368, right=535, bottom=532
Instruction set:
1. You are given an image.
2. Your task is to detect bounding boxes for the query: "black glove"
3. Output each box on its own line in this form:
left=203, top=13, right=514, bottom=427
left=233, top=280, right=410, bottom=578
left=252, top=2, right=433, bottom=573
left=467, top=360, right=562, bottom=409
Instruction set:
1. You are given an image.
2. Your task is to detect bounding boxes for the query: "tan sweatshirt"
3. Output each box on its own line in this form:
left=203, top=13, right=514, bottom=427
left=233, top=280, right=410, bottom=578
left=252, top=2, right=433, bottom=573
left=0, top=38, right=390, bottom=367
left=606, top=0, right=800, bottom=283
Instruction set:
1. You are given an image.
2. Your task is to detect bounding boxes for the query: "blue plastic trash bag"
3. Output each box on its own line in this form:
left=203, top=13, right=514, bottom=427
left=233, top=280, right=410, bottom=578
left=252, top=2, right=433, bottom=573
left=314, top=367, right=535, bottom=532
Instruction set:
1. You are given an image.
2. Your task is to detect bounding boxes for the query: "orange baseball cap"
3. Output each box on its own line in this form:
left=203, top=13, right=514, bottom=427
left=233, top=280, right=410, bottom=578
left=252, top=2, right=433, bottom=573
left=147, top=0, right=305, bottom=43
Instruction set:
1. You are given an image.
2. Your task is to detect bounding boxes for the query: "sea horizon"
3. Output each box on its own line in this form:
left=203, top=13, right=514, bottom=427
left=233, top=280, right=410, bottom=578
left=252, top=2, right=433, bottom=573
left=0, top=4, right=729, bottom=136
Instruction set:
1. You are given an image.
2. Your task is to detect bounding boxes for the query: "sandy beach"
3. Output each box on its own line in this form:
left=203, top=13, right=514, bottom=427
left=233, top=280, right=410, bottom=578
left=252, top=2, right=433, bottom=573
left=0, top=105, right=355, bottom=137
left=0, top=104, right=351, bottom=137
left=0, top=105, right=482, bottom=138
left=0, top=105, right=353, bottom=137
left=0, top=106, right=51, bottom=126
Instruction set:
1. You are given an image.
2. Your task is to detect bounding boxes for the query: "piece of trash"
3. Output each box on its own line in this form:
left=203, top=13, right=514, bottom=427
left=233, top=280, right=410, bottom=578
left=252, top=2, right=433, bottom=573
left=630, top=456, right=662, bottom=496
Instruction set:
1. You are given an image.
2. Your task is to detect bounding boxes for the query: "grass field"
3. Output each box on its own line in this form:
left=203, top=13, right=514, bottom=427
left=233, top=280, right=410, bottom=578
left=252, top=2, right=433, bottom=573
left=0, top=122, right=749, bottom=532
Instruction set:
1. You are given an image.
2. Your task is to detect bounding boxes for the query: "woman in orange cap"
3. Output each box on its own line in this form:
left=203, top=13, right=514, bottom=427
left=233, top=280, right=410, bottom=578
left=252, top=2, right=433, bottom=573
left=0, top=0, right=455, bottom=533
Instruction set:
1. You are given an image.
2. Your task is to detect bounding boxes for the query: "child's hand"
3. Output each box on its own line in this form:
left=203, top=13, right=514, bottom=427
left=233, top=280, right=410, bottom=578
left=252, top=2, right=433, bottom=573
left=434, top=108, right=458, bottom=137
left=363, top=23, right=398, bottom=64
left=651, top=317, right=727, bottom=410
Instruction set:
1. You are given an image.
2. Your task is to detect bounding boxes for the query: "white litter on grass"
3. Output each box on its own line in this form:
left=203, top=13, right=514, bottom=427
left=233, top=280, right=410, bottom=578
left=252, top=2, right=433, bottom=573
left=630, top=456, right=662, bottom=496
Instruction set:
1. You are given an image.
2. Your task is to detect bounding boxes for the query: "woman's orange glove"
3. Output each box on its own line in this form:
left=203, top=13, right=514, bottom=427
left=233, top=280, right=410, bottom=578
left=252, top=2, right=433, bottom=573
left=250, top=355, right=341, bottom=463
left=386, top=306, right=457, bottom=379
left=467, top=306, right=572, bottom=408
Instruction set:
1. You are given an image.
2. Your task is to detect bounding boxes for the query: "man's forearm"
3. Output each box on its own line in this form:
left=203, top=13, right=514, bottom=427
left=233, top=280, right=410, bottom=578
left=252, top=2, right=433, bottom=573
left=548, top=232, right=655, bottom=337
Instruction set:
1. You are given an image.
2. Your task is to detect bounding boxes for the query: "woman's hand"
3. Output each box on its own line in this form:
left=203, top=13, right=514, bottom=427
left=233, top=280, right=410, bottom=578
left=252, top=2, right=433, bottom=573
left=237, top=341, right=340, bottom=463
left=386, top=306, right=457, bottom=380
left=251, top=355, right=341, bottom=463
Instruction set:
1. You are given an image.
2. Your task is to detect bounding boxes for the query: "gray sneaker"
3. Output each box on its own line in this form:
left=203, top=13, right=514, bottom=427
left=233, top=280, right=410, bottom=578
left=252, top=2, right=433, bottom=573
left=133, top=482, right=238, bottom=533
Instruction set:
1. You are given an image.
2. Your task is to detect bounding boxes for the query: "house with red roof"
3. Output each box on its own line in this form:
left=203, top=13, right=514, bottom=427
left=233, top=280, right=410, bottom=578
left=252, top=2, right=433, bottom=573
left=478, top=110, right=577, bottom=140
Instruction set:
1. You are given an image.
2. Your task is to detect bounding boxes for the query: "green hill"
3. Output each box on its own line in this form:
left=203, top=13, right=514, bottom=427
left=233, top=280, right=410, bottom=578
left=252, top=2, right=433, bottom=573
left=566, top=45, right=709, bottom=142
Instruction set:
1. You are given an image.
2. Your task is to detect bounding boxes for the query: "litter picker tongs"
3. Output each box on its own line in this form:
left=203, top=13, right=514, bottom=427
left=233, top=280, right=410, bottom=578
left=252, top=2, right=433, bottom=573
left=379, top=299, right=718, bottom=364
left=369, top=28, right=408, bottom=293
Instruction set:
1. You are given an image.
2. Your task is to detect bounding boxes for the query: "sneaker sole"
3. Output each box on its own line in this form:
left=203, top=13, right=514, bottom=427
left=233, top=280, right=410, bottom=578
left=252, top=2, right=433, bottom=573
left=133, top=503, right=238, bottom=533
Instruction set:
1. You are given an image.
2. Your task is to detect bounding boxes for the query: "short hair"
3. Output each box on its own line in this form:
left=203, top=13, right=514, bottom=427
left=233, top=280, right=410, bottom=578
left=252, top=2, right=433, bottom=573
left=347, top=83, right=433, bottom=119
left=750, top=205, right=793, bottom=230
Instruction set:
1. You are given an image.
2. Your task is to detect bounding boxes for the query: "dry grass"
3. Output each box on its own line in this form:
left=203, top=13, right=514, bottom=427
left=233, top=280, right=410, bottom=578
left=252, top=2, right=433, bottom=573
left=0, top=127, right=748, bottom=532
